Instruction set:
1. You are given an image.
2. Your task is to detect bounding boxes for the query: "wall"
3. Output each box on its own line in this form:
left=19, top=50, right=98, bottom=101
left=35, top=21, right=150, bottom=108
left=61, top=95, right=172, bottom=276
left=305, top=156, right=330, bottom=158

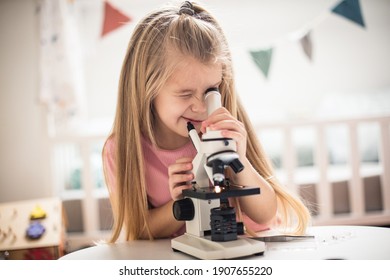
left=84, top=0, right=390, bottom=123
left=0, top=0, right=52, bottom=203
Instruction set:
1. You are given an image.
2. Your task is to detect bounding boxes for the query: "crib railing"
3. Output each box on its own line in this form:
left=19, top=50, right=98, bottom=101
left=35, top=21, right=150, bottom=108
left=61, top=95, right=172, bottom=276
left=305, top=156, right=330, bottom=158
left=52, top=115, right=390, bottom=251
left=254, top=114, right=390, bottom=226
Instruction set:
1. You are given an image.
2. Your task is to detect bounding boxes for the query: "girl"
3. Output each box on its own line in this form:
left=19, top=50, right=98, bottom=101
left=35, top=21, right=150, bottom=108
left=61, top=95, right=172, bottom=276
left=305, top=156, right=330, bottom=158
left=103, top=1, right=311, bottom=242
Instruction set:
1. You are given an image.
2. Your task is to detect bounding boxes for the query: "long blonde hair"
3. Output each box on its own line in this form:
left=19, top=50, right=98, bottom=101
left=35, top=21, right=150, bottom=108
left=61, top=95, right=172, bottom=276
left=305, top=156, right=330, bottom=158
left=103, top=1, right=310, bottom=242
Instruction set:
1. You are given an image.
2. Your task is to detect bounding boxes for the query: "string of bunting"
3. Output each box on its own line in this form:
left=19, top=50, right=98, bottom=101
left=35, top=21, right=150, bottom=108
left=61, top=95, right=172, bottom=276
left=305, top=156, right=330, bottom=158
left=250, top=0, right=366, bottom=79
left=99, top=0, right=365, bottom=76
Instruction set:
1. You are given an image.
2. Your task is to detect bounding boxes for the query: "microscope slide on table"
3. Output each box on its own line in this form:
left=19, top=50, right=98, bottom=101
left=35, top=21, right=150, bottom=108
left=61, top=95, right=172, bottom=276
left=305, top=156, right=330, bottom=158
left=171, top=88, right=265, bottom=260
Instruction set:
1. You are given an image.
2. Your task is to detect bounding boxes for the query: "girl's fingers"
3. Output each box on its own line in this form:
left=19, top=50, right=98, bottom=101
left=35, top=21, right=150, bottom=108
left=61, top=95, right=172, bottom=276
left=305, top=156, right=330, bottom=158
left=168, top=162, right=192, bottom=176
left=171, top=184, right=192, bottom=200
left=210, top=120, right=246, bottom=136
left=202, top=108, right=245, bottom=133
left=201, top=107, right=248, bottom=159
left=205, top=107, right=233, bottom=122
left=168, top=157, right=194, bottom=200
left=171, top=173, right=194, bottom=186
left=168, top=157, right=193, bottom=175
left=175, top=157, right=193, bottom=163
left=221, top=129, right=245, bottom=143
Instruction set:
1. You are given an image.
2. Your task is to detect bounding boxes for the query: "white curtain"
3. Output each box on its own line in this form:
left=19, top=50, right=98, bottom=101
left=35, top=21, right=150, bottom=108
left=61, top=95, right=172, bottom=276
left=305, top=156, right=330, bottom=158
left=38, top=0, right=86, bottom=133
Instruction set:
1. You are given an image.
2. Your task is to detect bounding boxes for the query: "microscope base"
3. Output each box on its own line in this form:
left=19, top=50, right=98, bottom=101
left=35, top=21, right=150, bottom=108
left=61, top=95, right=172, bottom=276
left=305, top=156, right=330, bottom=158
left=171, top=233, right=265, bottom=260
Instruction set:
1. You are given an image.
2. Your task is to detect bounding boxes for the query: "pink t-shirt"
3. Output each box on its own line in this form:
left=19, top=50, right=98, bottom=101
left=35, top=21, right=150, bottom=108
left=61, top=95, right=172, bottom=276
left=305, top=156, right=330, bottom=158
left=103, top=135, right=269, bottom=237
left=141, top=136, right=196, bottom=208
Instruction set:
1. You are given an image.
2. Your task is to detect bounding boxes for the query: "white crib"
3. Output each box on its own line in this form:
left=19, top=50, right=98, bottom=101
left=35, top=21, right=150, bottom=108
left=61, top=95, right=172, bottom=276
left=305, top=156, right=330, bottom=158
left=51, top=115, right=390, bottom=251
left=255, top=115, right=390, bottom=226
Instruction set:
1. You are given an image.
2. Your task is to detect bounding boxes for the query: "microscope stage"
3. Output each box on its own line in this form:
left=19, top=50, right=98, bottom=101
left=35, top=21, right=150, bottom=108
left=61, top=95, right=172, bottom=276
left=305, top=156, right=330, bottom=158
left=182, top=185, right=260, bottom=200
left=171, top=233, right=265, bottom=260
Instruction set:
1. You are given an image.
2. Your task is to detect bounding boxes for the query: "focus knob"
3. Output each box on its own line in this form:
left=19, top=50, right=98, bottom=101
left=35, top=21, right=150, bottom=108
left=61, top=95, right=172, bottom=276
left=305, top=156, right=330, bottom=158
left=229, top=158, right=244, bottom=173
left=173, top=198, right=194, bottom=221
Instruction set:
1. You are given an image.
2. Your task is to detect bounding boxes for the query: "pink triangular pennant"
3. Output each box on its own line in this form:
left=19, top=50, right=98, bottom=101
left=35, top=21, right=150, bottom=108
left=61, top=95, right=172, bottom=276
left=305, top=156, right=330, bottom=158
left=101, top=1, right=132, bottom=37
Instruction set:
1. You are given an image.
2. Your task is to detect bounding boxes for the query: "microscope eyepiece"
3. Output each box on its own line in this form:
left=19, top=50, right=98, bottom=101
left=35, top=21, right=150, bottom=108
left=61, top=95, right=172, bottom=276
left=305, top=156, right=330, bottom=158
left=205, top=87, right=219, bottom=94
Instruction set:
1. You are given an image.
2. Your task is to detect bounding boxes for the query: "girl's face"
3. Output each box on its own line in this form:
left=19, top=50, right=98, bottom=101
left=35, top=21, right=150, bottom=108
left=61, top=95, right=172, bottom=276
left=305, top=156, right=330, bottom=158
left=153, top=56, right=222, bottom=150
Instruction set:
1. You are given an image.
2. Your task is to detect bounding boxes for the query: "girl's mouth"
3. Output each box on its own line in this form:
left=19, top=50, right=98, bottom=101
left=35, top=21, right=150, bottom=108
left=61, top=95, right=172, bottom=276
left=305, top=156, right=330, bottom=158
left=184, top=117, right=204, bottom=124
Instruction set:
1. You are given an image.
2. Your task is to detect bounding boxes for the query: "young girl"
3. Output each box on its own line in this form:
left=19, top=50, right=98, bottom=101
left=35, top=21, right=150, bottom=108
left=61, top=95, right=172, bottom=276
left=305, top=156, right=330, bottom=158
left=103, top=1, right=311, bottom=242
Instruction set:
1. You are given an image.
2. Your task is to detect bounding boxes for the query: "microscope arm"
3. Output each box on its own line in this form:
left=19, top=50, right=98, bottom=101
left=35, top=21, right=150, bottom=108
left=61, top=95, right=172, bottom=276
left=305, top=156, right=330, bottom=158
left=187, top=122, right=213, bottom=189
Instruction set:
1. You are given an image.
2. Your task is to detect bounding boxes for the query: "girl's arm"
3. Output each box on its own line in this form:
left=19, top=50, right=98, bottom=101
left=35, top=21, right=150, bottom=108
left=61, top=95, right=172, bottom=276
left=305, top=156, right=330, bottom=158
left=140, top=157, right=194, bottom=239
left=232, top=157, right=277, bottom=225
left=202, top=108, right=277, bottom=225
left=140, top=200, right=185, bottom=239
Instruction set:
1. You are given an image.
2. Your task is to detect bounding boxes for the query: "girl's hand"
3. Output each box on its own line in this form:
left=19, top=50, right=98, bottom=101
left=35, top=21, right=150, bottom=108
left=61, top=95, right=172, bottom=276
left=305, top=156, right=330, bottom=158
left=201, top=107, right=248, bottom=161
left=168, top=157, right=194, bottom=201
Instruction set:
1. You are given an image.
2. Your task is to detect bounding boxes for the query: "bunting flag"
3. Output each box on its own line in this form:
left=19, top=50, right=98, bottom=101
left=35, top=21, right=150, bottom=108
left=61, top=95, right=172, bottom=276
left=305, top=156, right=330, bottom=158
left=249, top=0, right=367, bottom=80
left=101, top=1, right=132, bottom=37
left=332, top=0, right=365, bottom=28
left=250, top=48, right=273, bottom=79
left=300, top=31, right=313, bottom=61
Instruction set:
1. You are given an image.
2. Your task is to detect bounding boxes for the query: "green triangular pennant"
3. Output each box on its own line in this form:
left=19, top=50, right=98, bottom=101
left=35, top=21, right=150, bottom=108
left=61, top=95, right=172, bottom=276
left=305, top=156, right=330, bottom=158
left=332, top=0, right=365, bottom=28
left=250, top=48, right=273, bottom=78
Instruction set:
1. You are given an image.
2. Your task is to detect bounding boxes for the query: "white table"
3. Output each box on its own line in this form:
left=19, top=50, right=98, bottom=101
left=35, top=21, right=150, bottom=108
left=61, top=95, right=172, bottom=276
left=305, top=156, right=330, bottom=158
left=60, top=226, right=390, bottom=260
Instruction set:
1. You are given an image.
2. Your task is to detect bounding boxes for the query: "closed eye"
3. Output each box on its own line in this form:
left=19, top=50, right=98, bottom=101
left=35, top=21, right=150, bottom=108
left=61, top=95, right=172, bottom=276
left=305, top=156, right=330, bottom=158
left=178, top=93, right=193, bottom=99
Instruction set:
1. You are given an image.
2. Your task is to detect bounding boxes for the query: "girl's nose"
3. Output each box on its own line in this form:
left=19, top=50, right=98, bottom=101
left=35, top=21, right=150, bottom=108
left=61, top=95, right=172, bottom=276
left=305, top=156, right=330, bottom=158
left=191, top=95, right=207, bottom=113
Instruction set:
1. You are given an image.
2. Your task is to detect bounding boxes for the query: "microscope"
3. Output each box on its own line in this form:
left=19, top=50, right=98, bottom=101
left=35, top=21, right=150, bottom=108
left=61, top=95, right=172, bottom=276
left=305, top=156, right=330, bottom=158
left=171, top=88, right=265, bottom=259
